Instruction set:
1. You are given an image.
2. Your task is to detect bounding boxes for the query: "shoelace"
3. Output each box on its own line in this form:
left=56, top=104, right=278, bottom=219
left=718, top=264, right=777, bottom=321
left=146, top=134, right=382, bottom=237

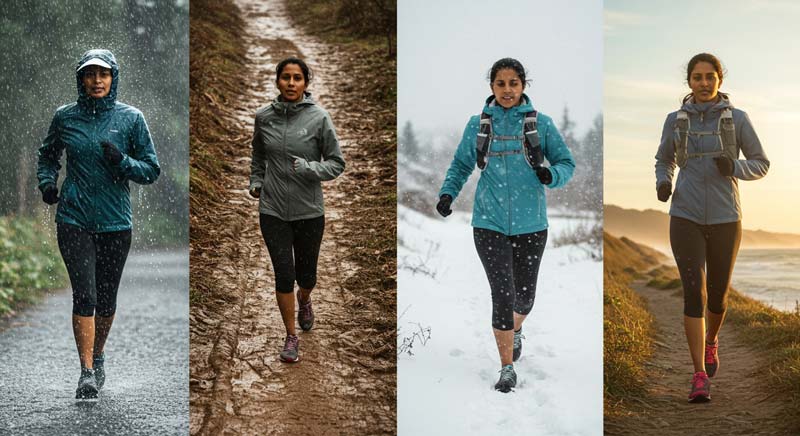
left=704, top=342, right=717, bottom=364
left=299, top=301, right=313, bottom=318
left=513, top=331, right=524, bottom=348
left=691, top=372, right=708, bottom=389
left=284, top=335, right=299, bottom=351
left=498, top=366, right=515, bottom=382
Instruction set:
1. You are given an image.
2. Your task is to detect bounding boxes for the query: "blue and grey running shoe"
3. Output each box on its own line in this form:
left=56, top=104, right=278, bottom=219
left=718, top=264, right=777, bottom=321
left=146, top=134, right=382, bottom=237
left=279, top=334, right=300, bottom=363
left=513, top=329, right=524, bottom=362
left=93, top=353, right=106, bottom=389
left=76, top=368, right=98, bottom=400
left=494, top=364, right=517, bottom=393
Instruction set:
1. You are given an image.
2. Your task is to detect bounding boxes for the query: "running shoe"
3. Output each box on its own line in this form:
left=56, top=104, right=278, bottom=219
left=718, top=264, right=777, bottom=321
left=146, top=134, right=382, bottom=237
left=297, top=294, right=315, bottom=332
left=279, top=334, right=300, bottom=363
left=93, top=353, right=106, bottom=389
left=76, top=367, right=98, bottom=400
left=688, top=371, right=710, bottom=403
left=705, top=340, right=719, bottom=378
left=494, top=364, right=517, bottom=393
left=513, top=329, right=524, bottom=362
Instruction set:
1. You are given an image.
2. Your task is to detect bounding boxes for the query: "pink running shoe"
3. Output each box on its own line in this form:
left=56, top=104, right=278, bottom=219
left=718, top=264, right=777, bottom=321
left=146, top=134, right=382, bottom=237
left=705, top=340, right=719, bottom=378
left=688, top=371, right=711, bottom=403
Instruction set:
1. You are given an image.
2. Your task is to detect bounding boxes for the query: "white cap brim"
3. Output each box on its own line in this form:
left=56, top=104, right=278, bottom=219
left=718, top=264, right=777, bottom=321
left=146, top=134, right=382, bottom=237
left=78, top=58, right=112, bottom=71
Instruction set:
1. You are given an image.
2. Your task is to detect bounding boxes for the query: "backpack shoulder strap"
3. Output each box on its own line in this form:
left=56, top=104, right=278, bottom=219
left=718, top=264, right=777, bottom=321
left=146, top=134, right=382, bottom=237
left=476, top=112, right=493, bottom=170
left=674, top=110, right=690, bottom=168
left=718, top=108, right=737, bottom=160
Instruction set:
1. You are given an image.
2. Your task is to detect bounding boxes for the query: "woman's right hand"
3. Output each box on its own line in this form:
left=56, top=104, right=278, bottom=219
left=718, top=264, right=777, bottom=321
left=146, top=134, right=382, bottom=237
left=657, top=182, right=672, bottom=202
left=436, top=194, right=453, bottom=217
left=249, top=186, right=261, bottom=199
left=41, top=183, right=59, bottom=205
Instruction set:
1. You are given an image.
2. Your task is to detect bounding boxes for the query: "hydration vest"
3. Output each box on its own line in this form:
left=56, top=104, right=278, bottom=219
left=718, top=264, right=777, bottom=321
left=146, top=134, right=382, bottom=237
left=476, top=109, right=544, bottom=171
left=674, top=104, right=737, bottom=168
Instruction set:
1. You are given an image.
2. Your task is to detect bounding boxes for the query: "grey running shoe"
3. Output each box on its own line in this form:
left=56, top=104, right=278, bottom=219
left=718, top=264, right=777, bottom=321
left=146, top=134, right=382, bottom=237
left=297, top=295, right=314, bottom=331
left=93, top=353, right=106, bottom=389
left=513, top=329, right=524, bottom=362
left=76, top=368, right=98, bottom=399
left=494, top=364, right=517, bottom=393
left=279, top=334, right=300, bottom=363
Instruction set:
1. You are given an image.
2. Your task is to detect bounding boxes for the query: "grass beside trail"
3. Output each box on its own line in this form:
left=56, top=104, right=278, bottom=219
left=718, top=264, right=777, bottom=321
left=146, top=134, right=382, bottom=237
left=0, top=217, right=67, bottom=316
left=188, top=0, right=247, bottom=304
left=603, top=232, right=661, bottom=415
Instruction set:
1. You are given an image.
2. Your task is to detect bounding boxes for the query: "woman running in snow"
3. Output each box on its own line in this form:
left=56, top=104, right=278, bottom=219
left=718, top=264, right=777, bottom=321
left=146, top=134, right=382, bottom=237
left=655, top=52, right=769, bottom=403
left=37, top=49, right=160, bottom=399
left=249, top=57, right=345, bottom=363
left=436, top=58, right=575, bottom=392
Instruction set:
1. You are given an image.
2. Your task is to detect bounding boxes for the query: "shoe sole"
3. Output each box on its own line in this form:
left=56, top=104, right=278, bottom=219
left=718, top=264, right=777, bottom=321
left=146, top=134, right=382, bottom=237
left=76, top=387, right=98, bottom=400
left=494, top=384, right=515, bottom=393
left=279, top=355, right=300, bottom=363
left=688, top=394, right=710, bottom=403
left=299, top=322, right=314, bottom=332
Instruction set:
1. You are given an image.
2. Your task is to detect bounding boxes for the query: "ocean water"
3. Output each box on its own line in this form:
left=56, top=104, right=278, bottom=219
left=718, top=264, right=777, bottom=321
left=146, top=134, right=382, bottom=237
left=733, top=249, right=800, bottom=313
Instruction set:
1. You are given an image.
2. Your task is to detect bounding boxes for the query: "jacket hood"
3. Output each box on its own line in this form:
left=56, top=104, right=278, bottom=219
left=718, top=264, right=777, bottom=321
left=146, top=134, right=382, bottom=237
left=272, top=91, right=315, bottom=115
left=76, top=49, right=119, bottom=112
left=680, top=93, right=733, bottom=115
left=483, top=93, right=535, bottom=117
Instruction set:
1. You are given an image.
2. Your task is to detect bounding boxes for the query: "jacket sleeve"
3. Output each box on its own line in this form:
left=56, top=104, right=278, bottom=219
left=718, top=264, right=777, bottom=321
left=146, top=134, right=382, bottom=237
left=298, top=113, right=345, bottom=181
left=249, top=114, right=266, bottom=191
left=654, top=114, right=676, bottom=189
left=438, top=117, right=479, bottom=200
left=118, top=112, right=160, bottom=185
left=37, top=110, right=64, bottom=190
left=541, top=116, right=575, bottom=189
left=733, top=112, right=769, bottom=180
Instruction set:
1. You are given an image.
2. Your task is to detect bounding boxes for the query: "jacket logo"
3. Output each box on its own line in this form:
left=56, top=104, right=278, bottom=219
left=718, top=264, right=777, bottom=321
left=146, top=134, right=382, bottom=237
left=297, top=128, right=308, bottom=137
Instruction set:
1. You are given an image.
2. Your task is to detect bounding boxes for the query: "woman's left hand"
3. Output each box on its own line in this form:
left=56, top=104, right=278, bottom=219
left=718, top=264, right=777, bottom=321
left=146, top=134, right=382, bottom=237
left=292, top=156, right=310, bottom=174
left=714, top=156, right=734, bottom=177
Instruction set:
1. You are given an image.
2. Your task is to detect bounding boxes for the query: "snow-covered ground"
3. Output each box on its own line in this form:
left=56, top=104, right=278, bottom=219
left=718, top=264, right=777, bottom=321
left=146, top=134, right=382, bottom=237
left=397, top=206, right=602, bottom=436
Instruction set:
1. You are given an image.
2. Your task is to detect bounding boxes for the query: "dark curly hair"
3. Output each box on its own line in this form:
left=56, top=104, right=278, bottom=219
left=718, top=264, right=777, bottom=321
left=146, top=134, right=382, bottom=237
left=275, top=57, right=312, bottom=84
left=487, top=58, right=530, bottom=88
left=683, top=53, right=727, bottom=103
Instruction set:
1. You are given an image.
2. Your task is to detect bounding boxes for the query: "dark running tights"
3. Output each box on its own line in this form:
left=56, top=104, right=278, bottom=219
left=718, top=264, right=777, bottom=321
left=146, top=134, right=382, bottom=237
left=259, top=214, right=325, bottom=294
left=473, top=227, right=547, bottom=331
left=57, top=223, right=131, bottom=317
left=670, top=216, right=742, bottom=318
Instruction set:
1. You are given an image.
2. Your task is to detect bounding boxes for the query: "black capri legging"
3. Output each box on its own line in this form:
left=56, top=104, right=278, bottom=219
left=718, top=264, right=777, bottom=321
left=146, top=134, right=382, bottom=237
left=57, top=223, right=131, bottom=317
left=259, top=214, right=325, bottom=294
left=473, top=227, right=547, bottom=331
left=670, top=216, right=742, bottom=318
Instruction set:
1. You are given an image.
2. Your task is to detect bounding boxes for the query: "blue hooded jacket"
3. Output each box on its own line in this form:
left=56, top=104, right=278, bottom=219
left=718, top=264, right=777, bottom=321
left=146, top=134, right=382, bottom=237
left=37, top=49, right=160, bottom=232
left=655, top=95, right=769, bottom=225
left=439, top=95, right=576, bottom=235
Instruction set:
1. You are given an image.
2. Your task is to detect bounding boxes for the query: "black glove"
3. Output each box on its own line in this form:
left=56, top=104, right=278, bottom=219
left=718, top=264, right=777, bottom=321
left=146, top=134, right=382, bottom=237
left=714, top=156, right=734, bottom=177
left=436, top=194, right=453, bottom=218
left=41, top=183, right=59, bottom=205
left=101, top=141, right=124, bottom=165
left=535, top=167, right=552, bottom=185
left=657, top=182, right=672, bottom=202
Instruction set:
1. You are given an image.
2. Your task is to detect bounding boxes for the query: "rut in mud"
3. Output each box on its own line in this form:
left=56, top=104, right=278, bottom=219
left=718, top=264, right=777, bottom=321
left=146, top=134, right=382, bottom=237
left=606, top=279, right=793, bottom=436
left=189, top=1, right=396, bottom=435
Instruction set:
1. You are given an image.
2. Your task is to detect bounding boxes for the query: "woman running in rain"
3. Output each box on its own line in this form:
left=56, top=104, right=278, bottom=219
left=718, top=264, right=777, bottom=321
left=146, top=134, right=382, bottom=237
left=37, top=49, right=160, bottom=399
left=249, top=57, right=345, bottom=363
left=655, top=53, right=769, bottom=403
left=436, top=58, right=575, bottom=392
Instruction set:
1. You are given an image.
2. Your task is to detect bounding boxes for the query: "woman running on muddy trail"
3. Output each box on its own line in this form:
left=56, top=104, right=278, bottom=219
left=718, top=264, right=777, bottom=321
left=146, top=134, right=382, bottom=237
left=436, top=58, right=575, bottom=393
left=37, top=49, right=160, bottom=399
left=249, top=57, right=345, bottom=363
left=655, top=53, right=769, bottom=403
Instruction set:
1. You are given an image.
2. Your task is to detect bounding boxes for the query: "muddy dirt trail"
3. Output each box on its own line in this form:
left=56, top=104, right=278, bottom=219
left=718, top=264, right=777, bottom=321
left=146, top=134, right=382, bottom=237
left=606, top=279, right=790, bottom=435
left=189, top=1, right=395, bottom=435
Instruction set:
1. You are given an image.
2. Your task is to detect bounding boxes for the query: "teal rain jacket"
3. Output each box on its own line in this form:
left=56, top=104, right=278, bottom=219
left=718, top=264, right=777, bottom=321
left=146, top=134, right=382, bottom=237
left=249, top=93, right=345, bottom=221
left=37, top=49, right=160, bottom=232
left=655, top=95, right=769, bottom=225
left=439, top=95, right=576, bottom=235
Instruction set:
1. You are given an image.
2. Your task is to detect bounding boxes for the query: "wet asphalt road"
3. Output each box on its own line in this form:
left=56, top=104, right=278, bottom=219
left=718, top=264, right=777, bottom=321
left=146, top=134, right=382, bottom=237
left=0, top=251, right=189, bottom=435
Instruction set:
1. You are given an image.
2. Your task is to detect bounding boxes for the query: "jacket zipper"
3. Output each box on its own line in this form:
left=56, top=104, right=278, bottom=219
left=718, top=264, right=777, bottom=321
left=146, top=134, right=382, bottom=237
left=283, top=110, right=290, bottom=219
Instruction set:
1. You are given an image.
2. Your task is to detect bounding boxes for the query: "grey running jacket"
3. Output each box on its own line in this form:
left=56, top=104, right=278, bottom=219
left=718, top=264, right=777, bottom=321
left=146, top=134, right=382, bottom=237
left=249, top=93, right=345, bottom=221
left=655, top=96, right=769, bottom=225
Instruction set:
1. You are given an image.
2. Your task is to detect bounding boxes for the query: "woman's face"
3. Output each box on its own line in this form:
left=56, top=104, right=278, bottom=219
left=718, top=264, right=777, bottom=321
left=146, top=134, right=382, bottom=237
left=82, top=65, right=112, bottom=99
left=277, top=63, right=307, bottom=102
left=689, top=61, right=722, bottom=103
left=491, top=68, right=524, bottom=108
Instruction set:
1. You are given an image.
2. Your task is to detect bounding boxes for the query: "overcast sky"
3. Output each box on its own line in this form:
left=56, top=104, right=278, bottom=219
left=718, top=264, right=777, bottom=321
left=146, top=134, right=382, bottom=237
left=605, top=0, right=800, bottom=233
left=398, top=0, right=602, bottom=135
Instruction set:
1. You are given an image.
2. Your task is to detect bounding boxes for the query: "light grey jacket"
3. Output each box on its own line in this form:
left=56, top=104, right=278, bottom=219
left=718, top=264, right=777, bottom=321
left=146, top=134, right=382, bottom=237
left=249, top=93, right=345, bottom=221
left=655, top=95, right=769, bottom=225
